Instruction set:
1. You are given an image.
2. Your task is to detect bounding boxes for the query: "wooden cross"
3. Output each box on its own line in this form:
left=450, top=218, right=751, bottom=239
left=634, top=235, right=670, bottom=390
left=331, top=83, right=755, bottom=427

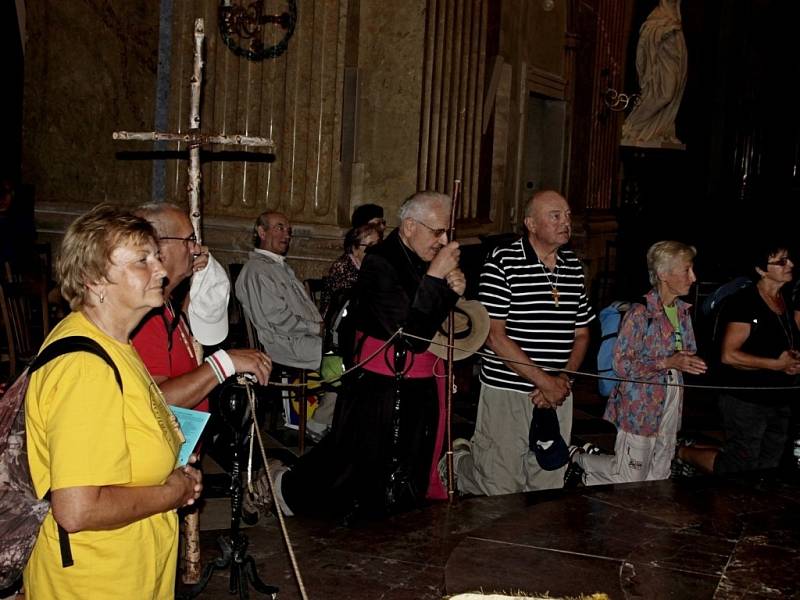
left=113, top=18, right=274, bottom=243
left=111, top=18, right=274, bottom=585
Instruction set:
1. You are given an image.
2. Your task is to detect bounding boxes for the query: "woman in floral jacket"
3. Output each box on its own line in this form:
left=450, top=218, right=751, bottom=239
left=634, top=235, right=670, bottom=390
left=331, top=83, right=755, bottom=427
left=569, top=241, right=707, bottom=485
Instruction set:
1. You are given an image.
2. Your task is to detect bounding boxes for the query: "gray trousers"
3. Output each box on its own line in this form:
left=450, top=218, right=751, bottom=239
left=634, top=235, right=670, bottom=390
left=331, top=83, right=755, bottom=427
left=454, top=383, right=573, bottom=495
left=577, top=369, right=681, bottom=485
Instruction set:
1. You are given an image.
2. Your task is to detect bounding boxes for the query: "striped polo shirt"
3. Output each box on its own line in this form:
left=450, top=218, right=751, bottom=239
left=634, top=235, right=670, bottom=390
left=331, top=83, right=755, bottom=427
left=479, top=236, right=595, bottom=393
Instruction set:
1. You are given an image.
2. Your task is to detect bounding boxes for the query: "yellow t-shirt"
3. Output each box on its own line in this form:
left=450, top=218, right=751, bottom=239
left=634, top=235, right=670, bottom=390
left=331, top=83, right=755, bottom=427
left=23, top=312, right=183, bottom=599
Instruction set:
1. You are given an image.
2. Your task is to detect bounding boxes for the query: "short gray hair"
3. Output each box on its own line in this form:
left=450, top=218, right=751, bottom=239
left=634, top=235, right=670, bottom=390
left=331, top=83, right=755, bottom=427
left=134, top=202, right=184, bottom=218
left=133, top=202, right=185, bottom=235
left=398, top=191, right=451, bottom=222
left=647, top=240, right=697, bottom=286
left=252, top=211, right=285, bottom=248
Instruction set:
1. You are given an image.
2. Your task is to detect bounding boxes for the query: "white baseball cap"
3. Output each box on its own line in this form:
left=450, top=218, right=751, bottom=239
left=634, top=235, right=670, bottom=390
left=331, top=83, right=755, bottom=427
left=187, top=253, right=230, bottom=345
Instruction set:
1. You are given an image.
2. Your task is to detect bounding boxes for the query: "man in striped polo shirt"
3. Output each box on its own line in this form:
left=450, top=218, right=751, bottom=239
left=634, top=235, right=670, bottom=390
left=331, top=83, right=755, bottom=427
left=453, top=190, right=594, bottom=494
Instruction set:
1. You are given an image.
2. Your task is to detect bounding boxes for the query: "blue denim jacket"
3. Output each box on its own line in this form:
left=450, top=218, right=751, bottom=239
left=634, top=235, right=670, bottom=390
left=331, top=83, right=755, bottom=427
left=604, top=288, right=697, bottom=437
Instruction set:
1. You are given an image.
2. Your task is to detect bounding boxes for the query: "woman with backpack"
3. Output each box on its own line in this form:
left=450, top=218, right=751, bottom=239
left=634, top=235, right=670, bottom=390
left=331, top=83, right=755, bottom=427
left=565, top=240, right=707, bottom=485
left=678, top=241, right=800, bottom=474
left=22, top=205, right=202, bottom=599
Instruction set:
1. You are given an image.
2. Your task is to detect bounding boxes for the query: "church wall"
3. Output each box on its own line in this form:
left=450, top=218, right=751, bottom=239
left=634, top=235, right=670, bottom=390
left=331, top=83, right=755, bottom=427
left=354, top=0, right=426, bottom=218
left=23, top=1, right=429, bottom=281
left=416, top=0, right=490, bottom=231
left=21, top=1, right=159, bottom=207
left=163, top=1, right=346, bottom=227
left=161, top=1, right=352, bottom=279
left=21, top=1, right=633, bottom=294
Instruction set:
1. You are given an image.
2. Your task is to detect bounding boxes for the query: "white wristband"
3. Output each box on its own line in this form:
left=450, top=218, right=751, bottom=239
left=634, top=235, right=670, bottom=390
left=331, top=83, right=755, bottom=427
left=206, top=349, right=235, bottom=382
left=214, top=349, right=236, bottom=378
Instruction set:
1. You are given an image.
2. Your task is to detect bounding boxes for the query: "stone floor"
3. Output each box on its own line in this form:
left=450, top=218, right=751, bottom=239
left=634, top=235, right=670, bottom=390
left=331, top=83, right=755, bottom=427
left=181, top=469, right=800, bottom=600
left=176, top=378, right=800, bottom=600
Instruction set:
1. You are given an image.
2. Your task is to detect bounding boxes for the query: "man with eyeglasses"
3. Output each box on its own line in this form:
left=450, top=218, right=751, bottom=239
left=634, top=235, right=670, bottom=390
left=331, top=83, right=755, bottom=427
left=262, top=191, right=465, bottom=521
left=128, top=203, right=273, bottom=575
left=235, top=211, right=324, bottom=371
left=131, top=203, right=272, bottom=413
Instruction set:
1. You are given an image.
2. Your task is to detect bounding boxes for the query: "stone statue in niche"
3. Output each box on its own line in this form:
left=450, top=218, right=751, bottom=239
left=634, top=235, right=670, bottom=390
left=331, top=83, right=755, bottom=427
left=621, top=0, right=687, bottom=147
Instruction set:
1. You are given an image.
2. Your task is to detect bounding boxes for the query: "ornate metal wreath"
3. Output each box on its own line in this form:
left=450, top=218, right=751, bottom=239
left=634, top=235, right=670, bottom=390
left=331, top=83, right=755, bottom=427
left=218, top=0, right=297, bottom=61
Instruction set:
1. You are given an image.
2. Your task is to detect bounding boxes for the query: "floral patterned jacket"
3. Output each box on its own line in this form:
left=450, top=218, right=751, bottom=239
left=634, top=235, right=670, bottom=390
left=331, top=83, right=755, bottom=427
left=604, top=288, right=697, bottom=437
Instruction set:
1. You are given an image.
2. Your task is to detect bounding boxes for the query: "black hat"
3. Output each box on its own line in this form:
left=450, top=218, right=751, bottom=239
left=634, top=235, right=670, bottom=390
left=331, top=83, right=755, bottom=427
left=351, top=203, right=384, bottom=228
left=529, top=406, right=569, bottom=471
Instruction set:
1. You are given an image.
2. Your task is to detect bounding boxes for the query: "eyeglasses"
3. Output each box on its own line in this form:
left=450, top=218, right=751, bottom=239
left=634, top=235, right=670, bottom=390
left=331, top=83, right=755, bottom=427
left=358, top=241, right=378, bottom=248
left=413, top=219, right=448, bottom=238
left=160, top=233, right=198, bottom=246
left=767, top=257, right=792, bottom=267
left=270, top=223, right=293, bottom=235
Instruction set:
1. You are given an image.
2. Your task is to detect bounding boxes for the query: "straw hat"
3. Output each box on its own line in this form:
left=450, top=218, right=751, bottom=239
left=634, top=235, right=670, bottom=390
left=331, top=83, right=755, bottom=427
left=429, top=299, right=490, bottom=361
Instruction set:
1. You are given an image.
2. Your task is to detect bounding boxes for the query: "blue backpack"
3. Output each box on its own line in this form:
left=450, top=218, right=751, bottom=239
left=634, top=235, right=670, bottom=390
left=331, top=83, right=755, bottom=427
left=597, top=298, right=650, bottom=397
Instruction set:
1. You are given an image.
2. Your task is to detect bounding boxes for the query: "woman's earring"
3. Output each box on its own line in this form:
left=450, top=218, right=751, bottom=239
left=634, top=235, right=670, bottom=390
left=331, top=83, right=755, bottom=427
left=99, top=292, right=105, bottom=304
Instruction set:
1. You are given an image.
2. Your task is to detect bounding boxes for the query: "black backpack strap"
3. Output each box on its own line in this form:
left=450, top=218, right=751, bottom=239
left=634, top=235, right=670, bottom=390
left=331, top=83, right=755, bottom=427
left=599, top=331, right=619, bottom=343
left=30, top=336, right=123, bottom=392
left=643, top=296, right=654, bottom=329
left=29, top=335, right=123, bottom=569
left=41, top=489, right=75, bottom=569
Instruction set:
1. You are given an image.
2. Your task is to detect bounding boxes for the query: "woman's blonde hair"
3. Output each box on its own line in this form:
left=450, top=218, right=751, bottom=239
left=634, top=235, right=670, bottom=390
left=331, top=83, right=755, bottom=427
left=646, top=240, right=697, bottom=286
left=58, top=204, right=157, bottom=311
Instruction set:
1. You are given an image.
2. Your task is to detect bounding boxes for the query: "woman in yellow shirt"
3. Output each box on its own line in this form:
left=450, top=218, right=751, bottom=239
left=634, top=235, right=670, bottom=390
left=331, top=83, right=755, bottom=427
left=23, top=205, right=202, bottom=599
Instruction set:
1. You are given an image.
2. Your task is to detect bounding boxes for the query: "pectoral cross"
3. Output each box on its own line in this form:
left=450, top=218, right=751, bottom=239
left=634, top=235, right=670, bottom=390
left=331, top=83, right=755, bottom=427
left=551, top=287, right=560, bottom=307
left=112, top=18, right=274, bottom=243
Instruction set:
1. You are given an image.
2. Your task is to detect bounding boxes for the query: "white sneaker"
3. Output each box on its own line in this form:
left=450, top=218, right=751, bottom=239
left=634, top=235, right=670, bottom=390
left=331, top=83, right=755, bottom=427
left=453, top=438, right=471, bottom=453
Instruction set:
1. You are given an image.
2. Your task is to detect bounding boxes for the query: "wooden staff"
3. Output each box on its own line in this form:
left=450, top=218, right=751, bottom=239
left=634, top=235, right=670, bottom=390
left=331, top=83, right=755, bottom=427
left=188, top=19, right=204, bottom=244
left=181, top=509, right=201, bottom=584
left=181, top=339, right=206, bottom=585
left=445, top=179, right=461, bottom=502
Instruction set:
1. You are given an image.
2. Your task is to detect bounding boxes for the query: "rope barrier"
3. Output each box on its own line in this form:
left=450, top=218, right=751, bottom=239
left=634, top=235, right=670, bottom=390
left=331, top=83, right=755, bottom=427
left=406, top=331, right=800, bottom=392
left=231, top=332, right=403, bottom=599
left=265, top=330, right=401, bottom=389
left=260, top=328, right=800, bottom=393
left=244, top=378, right=310, bottom=600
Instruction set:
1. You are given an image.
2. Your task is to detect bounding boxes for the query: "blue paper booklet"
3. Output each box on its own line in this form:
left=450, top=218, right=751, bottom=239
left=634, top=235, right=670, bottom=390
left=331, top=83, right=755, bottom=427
left=169, top=406, right=211, bottom=466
